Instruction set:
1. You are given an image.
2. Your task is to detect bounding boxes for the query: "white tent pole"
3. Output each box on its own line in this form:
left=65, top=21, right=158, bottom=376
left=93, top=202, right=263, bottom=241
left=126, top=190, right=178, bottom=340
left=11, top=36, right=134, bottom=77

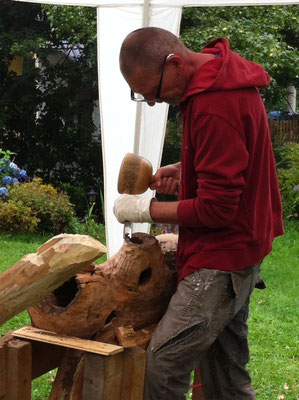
left=133, top=105, right=143, bottom=154
left=142, top=0, right=151, bottom=26
left=133, top=0, right=150, bottom=155
left=155, top=8, right=182, bottom=165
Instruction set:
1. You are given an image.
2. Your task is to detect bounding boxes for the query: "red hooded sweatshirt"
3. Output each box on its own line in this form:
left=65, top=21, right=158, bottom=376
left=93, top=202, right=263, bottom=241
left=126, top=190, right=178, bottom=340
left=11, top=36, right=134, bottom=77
left=176, top=38, right=284, bottom=281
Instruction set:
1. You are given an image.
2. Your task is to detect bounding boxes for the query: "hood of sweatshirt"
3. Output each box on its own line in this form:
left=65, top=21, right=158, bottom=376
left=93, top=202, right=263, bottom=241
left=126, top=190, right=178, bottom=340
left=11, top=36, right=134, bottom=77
left=180, top=38, right=270, bottom=104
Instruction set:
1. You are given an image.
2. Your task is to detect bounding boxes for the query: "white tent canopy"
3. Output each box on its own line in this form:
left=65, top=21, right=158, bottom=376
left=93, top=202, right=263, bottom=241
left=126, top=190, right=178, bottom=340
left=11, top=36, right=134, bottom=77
left=14, top=0, right=299, bottom=5
left=14, top=0, right=299, bottom=257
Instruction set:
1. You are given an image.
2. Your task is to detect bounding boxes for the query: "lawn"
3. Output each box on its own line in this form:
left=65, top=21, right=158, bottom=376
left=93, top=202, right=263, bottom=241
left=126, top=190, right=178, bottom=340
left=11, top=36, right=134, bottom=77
left=0, top=222, right=298, bottom=399
left=247, top=221, right=299, bottom=400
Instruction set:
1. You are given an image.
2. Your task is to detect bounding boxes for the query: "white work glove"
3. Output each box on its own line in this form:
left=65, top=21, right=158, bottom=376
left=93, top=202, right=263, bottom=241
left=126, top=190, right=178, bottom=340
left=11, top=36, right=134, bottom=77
left=113, top=194, right=155, bottom=223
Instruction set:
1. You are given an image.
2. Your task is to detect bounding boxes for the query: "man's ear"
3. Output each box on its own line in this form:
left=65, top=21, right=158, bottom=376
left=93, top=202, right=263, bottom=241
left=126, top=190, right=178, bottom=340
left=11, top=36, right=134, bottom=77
left=167, top=55, right=183, bottom=76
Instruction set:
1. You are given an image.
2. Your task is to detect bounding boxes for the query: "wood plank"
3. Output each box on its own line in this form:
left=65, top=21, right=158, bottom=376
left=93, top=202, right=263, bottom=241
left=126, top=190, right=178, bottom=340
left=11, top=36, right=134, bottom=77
left=31, top=341, right=64, bottom=379
left=0, top=345, right=7, bottom=397
left=268, top=118, right=299, bottom=145
left=82, top=352, right=123, bottom=400
left=82, top=353, right=106, bottom=400
left=13, top=326, right=123, bottom=356
left=121, top=347, right=146, bottom=400
left=6, top=339, right=32, bottom=400
left=103, top=353, right=123, bottom=400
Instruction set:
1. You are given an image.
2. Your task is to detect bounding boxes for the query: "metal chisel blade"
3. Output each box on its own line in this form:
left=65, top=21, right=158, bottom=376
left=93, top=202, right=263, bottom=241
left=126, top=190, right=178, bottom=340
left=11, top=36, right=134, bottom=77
left=123, top=221, right=132, bottom=240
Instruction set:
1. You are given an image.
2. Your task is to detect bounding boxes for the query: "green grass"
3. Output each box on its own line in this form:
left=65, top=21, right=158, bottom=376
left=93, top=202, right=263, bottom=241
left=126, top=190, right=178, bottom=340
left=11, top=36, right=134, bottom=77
left=0, top=222, right=298, bottom=399
left=248, top=221, right=299, bottom=400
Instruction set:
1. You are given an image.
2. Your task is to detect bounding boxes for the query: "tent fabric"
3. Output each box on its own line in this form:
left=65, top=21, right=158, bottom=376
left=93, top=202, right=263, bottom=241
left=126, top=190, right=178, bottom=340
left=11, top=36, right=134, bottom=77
left=14, top=0, right=299, bottom=5
left=14, top=0, right=299, bottom=257
left=97, top=5, right=182, bottom=256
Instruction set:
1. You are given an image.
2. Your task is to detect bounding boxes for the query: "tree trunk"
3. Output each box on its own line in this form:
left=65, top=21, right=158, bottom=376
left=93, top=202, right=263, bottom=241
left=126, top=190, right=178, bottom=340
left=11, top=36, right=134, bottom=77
left=287, top=85, right=296, bottom=113
left=0, top=234, right=106, bottom=327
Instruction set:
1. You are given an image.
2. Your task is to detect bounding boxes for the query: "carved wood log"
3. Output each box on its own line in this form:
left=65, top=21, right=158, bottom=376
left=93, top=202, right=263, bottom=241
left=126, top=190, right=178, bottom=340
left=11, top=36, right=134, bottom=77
left=29, top=233, right=178, bottom=341
left=28, top=232, right=178, bottom=400
left=0, top=234, right=107, bottom=326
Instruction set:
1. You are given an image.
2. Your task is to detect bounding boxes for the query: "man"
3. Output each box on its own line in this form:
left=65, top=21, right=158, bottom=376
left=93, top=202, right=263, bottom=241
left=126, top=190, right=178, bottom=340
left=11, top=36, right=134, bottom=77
left=114, top=27, right=283, bottom=400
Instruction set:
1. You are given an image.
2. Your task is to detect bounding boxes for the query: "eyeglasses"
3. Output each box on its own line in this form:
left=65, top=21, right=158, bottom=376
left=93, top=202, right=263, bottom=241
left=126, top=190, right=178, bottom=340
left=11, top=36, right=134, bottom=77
left=131, top=53, right=175, bottom=102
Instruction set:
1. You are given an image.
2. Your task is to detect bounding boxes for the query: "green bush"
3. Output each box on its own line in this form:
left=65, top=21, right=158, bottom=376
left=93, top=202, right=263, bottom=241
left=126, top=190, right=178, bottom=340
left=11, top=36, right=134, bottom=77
left=157, top=117, right=182, bottom=203
left=0, top=199, right=39, bottom=233
left=161, top=117, right=182, bottom=167
left=69, top=216, right=104, bottom=240
left=68, top=213, right=105, bottom=243
left=7, top=178, right=74, bottom=234
left=276, top=142, right=299, bottom=220
left=58, top=183, right=87, bottom=219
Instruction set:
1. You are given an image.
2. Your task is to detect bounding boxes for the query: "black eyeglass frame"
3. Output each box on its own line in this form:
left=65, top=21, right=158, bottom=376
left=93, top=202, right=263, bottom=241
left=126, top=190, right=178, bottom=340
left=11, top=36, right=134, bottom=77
left=130, top=53, right=175, bottom=102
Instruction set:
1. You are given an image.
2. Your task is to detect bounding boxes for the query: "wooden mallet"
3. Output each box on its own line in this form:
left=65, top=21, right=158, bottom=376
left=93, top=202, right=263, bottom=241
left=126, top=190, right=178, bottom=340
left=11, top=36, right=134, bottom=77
left=117, top=153, right=154, bottom=195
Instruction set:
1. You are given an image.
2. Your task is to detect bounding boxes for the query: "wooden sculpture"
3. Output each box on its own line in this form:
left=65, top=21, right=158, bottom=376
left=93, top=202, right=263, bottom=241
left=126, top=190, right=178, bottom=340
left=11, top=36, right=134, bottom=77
left=28, top=232, right=179, bottom=399
left=29, top=232, right=178, bottom=341
left=0, top=234, right=107, bottom=326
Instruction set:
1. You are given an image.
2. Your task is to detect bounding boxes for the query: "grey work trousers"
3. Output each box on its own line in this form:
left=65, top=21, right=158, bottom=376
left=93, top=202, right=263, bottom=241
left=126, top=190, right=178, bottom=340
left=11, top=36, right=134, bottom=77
left=144, top=262, right=263, bottom=400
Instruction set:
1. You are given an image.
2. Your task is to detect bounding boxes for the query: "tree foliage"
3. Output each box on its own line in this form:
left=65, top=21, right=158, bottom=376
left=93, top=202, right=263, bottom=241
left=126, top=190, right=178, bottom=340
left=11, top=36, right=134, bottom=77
left=0, top=1, right=100, bottom=196
left=180, top=5, right=299, bottom=110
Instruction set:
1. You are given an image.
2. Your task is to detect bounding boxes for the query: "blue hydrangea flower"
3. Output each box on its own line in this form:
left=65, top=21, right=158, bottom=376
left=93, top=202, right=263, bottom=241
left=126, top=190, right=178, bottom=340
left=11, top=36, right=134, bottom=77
left=12, top=178, right=19, bottom=184
left=2, top=176, right=12, bottom=186
left=13, top=168, right=20, bottom=177
left=9, top=162, right=18, bottom=171
left=0, top=187, right=8, bottom=196
left=19, top=169, right=27, bottom=179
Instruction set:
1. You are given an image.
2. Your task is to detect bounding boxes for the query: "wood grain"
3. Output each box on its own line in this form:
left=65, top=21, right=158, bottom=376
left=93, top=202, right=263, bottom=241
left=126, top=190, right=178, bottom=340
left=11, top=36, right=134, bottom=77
left=13, top=326, right=123, bottom=356
left=0, top=234, right=106, bottom=326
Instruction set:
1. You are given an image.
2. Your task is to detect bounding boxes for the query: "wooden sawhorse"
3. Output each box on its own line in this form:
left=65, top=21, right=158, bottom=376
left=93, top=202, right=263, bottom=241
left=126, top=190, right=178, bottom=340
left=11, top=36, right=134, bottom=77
left=0, top=326, right=204, bottom=400
left=0, top=326, right=145, bottom=400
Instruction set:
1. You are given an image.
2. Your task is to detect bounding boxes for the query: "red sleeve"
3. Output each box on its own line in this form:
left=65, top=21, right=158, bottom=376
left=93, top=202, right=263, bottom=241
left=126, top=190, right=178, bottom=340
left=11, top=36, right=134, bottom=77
left=177, top=113, right=249, bottom=229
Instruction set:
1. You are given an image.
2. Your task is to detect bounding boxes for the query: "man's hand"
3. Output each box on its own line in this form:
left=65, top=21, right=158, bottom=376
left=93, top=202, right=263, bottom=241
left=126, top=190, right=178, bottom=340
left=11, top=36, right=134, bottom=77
left=113, top=194, right=155, bottom=223
left=150, top=162, right=181, bottom=195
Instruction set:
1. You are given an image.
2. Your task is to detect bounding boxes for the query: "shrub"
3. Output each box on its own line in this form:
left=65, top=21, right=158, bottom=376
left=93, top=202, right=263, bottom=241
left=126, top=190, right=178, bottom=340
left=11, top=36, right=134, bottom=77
left=68, top=201, right=105, bottom=243
left=0, top=200, right=39, bottom=233
left=68, top=216, right=105, bottom=241
left=276, top=142, right=299, bottom=220
left=58, top=182, right=86, bottom=219
left=7, top=178, right=74, bottom=234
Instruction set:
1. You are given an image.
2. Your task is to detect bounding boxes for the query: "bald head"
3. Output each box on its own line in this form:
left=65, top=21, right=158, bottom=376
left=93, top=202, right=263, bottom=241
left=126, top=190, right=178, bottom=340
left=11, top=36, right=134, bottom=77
left=119, top=27, right=188, bottom=79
